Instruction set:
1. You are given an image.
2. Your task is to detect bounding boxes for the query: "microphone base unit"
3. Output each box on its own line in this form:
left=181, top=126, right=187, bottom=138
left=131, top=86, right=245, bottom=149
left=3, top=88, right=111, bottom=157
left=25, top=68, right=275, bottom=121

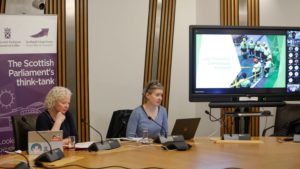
left=156, top=135, right=185, bottom=144
left=88, top=140, right=121, bottom=151
left=13, top=162, right=29, bottom=169
left=34, top=148, right=64, bottom=162
left=294, top=134, right=300, bottom=142
left=162, top=141, right=192, bottom=151
left=223, top=134, right=251, bottom=140
left=157, top=135, right=191, bottom=151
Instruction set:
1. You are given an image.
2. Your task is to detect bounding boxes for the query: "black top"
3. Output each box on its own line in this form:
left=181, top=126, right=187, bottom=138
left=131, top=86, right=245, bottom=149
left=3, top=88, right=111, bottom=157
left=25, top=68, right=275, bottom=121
left=36, top=110, right=78, bottom=142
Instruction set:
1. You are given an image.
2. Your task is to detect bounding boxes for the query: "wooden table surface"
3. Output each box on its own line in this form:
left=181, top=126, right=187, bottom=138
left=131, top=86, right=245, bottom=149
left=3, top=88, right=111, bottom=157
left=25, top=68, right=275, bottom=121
left=1, top=137, right=300, bottom=169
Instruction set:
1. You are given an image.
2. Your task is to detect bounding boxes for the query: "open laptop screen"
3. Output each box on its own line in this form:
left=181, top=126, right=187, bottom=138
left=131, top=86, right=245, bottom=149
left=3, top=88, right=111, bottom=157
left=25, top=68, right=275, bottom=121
left=28, top=130, right=63, bottom=155
left=171, top=118, right=201, bottom=140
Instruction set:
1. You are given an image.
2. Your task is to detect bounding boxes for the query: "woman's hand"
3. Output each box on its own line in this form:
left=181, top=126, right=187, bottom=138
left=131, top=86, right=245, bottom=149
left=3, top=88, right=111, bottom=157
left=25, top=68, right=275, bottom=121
left=51, top=112, right=66, bottom=131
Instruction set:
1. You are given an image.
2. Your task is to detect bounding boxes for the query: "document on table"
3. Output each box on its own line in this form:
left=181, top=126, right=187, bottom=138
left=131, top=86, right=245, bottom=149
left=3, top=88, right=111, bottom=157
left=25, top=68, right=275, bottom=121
left=75, top=141, right=94, bottom=149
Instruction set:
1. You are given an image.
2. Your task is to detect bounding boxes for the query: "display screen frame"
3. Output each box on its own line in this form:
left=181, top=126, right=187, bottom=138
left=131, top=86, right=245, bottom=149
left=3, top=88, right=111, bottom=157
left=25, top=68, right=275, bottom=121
left=189, top=25, right=300, bottom=103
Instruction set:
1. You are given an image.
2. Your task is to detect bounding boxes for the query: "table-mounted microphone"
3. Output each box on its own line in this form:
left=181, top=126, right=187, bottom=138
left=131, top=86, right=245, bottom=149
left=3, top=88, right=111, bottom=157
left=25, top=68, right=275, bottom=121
left=21, top=117, right=64, bottom=162
left=205, top=110, right=251, bottom=140
left=204, top=110, right=233, bottom=139
left=80, top=119, right=120, bottom=151
left=147, top=116, right=190, bottom=150
left=147, top=116, right=168, bottom=138
left=147, top=116, right=184, bottom=143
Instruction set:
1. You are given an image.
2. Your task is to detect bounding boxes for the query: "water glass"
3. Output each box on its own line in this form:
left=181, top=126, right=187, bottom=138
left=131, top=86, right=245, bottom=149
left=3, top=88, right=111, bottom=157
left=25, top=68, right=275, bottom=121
left=68, top=136, right=76, bottom=149
left=140, top=128, right=150, bottom=144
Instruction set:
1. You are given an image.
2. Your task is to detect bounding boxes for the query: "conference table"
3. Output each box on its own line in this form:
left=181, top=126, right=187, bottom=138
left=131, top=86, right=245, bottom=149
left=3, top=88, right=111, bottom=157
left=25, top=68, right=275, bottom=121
left=1, top=137, right=300, bottom=169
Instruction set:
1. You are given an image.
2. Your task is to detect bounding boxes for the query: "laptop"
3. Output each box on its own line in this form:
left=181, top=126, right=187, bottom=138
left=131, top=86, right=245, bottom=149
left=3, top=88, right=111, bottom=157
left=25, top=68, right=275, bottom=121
left=28, top=130, right=63, bottom=155
left=171, top=118, right=201, bottom=140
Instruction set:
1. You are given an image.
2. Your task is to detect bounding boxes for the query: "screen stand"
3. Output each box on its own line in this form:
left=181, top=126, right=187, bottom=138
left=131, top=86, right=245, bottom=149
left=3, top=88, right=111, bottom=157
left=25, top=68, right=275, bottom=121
left=234, top=107, right=250, bottom=134
left=223, top=107, right=251, bottom=140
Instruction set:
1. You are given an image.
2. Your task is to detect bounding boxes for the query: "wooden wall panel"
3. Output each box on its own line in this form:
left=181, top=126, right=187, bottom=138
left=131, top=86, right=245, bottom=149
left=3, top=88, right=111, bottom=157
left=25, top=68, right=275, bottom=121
left=75, top=0, right=89, bottom=142
left=249, top=107, right=260, bottom=136
left=0, top=0, right=5, bottom=13
left=220, top=108, right=234, bottom=136
left=157, top=0, right=176, bottom=109
left=144, top=0, right=176, bottom=110
left=247, top=0, right=259, bottom=26
left=220, top=0, right=239, bottom=26
left=144, top=0, right=157, bottom=88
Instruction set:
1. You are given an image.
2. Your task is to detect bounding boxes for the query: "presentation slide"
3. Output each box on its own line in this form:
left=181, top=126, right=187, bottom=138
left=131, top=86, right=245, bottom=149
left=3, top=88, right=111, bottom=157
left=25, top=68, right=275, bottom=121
left=195, top=34, right=286, bottom=89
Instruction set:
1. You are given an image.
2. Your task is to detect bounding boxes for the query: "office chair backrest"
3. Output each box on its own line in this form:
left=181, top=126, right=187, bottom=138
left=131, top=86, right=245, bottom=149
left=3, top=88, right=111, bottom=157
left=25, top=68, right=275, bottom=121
left=274, top=104, right=300, bottom=136
left=11, top=114, right=39, bottom=151
left=106, top=109, right=132, bottom=138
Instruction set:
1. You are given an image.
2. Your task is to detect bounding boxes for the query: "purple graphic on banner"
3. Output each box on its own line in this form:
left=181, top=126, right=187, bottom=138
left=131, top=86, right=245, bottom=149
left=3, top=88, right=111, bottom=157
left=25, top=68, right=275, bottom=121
left=30, top=28, right=49, bottom=38
left=0, top=53, right=57, bottom=154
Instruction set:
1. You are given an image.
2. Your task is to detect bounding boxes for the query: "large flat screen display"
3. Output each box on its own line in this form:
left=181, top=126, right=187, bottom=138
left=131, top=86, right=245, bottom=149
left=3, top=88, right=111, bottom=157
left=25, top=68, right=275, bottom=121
left=189, top=26, right=300, bottom=103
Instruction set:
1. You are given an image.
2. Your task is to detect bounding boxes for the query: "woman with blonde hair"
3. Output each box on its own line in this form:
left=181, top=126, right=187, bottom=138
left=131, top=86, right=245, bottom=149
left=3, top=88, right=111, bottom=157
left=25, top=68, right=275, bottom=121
left=36, top=86, right=78, bottom=144
left=126, top=80, right=168, bottom=139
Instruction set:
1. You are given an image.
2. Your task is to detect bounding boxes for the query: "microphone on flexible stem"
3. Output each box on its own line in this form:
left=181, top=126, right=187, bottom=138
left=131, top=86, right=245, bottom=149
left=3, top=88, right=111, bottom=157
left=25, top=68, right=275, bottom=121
left=147, top=116, right=168, bottom=138
left=204, top=110, right=233, bottom=139
left=80, top=119, right=120, bottom=151
left=205, top=110, right=221, bottom=122
left=80, top=119, right=103, bottom=144
left=205, top=110, right=251, bottom=140
left=21, top=117, right=64, bottom=163
left=147, top=116, right=184, bottom=144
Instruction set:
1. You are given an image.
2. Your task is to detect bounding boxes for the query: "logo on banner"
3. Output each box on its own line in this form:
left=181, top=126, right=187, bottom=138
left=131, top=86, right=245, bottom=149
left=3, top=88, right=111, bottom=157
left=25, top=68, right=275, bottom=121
left=4, top=28, right=11, bottom=39
left=0, top=90, right=15, bottom=109
left=30, top=28, right=49, bottom=38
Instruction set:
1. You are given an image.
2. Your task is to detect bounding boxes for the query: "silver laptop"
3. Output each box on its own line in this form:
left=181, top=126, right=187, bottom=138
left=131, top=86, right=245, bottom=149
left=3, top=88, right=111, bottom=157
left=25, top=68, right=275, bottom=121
left=28, top=130, right=63, bottom=155
left=171, top=118, right=201, bottom=140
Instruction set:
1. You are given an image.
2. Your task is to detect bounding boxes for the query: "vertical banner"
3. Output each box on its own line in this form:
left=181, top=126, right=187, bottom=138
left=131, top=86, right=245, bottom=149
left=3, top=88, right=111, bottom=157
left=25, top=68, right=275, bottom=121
left=0, top=15, right=57, bottom=154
